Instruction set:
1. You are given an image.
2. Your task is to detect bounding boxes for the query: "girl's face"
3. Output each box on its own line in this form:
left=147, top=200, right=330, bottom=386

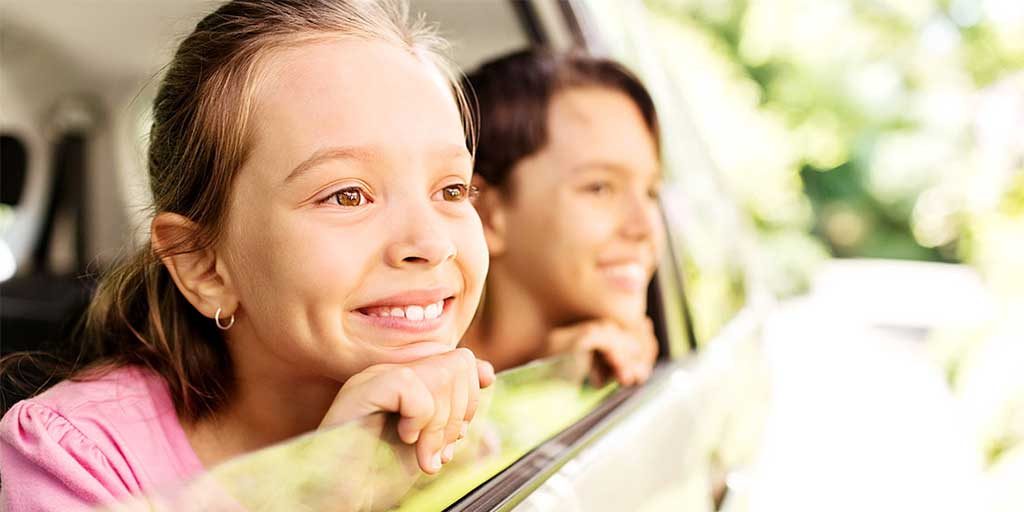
left=496, top=87, right=663, bottom=326
left=220, top=40, right=487, bottom=382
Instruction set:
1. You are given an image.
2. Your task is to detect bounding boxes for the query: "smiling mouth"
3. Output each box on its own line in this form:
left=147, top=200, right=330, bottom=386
left=358, top=298, right=447, bottom=321
left=353, top=296, right=455, bottom=332
left=598, top=262, right=649, bottom=292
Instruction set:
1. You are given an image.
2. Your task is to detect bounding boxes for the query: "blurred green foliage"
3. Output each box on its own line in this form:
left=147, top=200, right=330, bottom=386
left=645, top=0, right=1024, bottom=275
left=639, top=3, right=1024, bottom=503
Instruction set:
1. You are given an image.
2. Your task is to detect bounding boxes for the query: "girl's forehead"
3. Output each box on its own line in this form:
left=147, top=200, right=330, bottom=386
left=256, top=39, right=458, bottom=122
left=246, top=39, right=467, bottom=179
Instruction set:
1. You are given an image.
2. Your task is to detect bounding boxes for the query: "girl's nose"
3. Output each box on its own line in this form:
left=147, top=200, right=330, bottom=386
left=620, top=191, right=658, bottom=241
left=384, top=212, right=457, bottom=268
left=385, top=238, right=456, bottom=268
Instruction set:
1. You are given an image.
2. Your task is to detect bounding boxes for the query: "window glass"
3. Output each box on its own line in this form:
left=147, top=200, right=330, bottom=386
left=123, top=355, right=617, bottom=511
left=580, top=1, right=753, bottom=347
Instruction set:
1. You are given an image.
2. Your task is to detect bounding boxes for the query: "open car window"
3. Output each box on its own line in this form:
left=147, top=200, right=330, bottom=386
left=110, top=354, right=618, bottom=511
left=575, top=0, right=758, bottom=349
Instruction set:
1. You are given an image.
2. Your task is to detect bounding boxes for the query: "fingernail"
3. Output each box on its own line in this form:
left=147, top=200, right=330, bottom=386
left=443, top=443, right=455, bottom=461
left=431, top=453, right=442, bottom=471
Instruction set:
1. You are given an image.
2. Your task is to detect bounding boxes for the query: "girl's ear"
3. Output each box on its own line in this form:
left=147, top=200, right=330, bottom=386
left=471, top=175, right=508, bottom=257
left=151, top=213, right=239, bottom=320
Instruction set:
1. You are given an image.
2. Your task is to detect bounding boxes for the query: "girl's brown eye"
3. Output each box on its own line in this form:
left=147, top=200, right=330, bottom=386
left=442, top=184, right=468, bottom=202
left=331, top=187, right=367, bottom=207
left=584, top=181, right=614, bottom=195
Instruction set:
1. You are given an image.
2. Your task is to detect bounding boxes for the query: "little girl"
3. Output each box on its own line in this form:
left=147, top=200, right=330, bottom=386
left=0, top=0, right=493, bottom=509
left=461, top=50, right=663, bottom=384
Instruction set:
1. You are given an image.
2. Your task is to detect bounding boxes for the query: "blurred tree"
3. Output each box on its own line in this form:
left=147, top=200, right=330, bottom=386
left=645, top=0, right=1024, bottom=265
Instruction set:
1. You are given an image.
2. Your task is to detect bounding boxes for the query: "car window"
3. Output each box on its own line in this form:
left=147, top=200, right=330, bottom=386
left=117, top=354, right=616, bottom=511
left=578, top=1, right=755, bottom=348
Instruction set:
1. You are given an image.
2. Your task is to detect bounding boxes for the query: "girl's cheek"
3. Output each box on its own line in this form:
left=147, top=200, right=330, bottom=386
left=566, top=200, right=618, bottom=246
left=451, top=215, right=489, bottom=295
left=462, top=219, right=490, bottom=281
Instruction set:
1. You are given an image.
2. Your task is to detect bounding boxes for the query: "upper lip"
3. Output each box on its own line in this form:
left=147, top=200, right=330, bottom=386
left=596, top=256, right=652, bottom=269
left=353, top=287, right=456, bottom=310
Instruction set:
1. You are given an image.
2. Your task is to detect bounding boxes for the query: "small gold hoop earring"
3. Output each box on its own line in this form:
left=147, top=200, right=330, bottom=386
left=215, top=307, right=235, bottom=330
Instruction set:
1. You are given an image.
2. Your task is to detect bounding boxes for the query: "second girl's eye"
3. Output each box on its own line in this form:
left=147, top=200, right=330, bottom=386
left=326, top=186, right=370, bottom=207
left=583, top=181, right=614, bottom=195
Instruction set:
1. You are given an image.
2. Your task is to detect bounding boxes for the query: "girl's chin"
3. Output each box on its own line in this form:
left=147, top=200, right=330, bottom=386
left=587, top=298, right=648, bottom=325
left=372, top=339, right=459, bottom=364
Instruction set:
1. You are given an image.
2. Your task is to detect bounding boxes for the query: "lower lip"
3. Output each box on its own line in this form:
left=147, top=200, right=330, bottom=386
left=599, top=264, right=648, bottom=292
left=351, top=297, right=454, bottom=334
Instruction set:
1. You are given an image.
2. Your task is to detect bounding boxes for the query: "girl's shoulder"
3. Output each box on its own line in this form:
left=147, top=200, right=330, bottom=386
left=0, top=365, right=204, bottom=508
left=19, top=364, right=162, bottom=412
left=3, top=365, right=180, bottom=444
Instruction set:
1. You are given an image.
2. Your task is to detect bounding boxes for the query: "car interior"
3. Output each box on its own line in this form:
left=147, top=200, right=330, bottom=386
left=0, top=1, right=769, bottom=510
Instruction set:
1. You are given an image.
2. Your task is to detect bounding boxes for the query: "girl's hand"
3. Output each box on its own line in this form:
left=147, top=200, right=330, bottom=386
left=544, top=317, right=658, bottom=386
left=319, top=348, right=495, bottom=474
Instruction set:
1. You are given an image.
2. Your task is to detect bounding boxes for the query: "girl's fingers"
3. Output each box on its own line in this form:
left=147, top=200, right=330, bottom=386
left=476, top=359, right=496, bottom=389
left=415, top=394, right=450, bottom=474
left=340, top=348, right=498, bottom=475
left=459, top=350, right=482, bottom=424
left=441, top=352, right=472, bottom=462
left=597, top=318, right=661, bottom=386
left=586, top=332, right=636, bottom=386
left=390, top=368, right=436, bottom=444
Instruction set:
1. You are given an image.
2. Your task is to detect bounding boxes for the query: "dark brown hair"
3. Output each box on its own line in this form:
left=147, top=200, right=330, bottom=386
left=1, top=0, right=473, bottom=421
left=464, top=48, right=659, bottom=192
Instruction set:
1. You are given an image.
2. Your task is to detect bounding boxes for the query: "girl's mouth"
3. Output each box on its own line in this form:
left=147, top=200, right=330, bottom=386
left=597, top=262, right=649, bottom=292
left=353, top=296, right=455, bottom=333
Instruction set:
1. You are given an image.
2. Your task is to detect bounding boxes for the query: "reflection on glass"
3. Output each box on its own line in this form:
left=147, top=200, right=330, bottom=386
left=509, top=333, right=773, bottom=512
left=106, top=354, right=617, bottom=511
left=661, top=184, right=748, bottom=346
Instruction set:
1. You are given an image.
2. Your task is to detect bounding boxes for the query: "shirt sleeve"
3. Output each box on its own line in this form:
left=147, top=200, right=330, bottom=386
left=1, top=400, right=130, bottom=511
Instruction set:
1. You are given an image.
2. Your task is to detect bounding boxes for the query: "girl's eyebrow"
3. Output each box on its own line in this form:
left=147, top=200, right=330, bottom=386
left=570, top=160, right=660, bottom=181
left=284, top=144, right=470, bottom=184
left=421, top=144, right=473, bottom=167
left=284, top=145, right=382, bottom=184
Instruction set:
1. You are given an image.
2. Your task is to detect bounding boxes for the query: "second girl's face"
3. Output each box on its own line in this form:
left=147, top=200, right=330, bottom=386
left=498, top=87, right=664, bottom=326
left=220, top=40, right=488, bottom=381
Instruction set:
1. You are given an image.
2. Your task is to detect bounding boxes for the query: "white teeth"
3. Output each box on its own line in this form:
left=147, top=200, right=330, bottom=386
left=602, top=263, right=646, bottom=290
left=605, top=263, right=644, bottom=279
left=424, top=302, right=441, bottom=319
left=364, top=299, right=446, bottom=321
left=405, top=305, right=425, bottom=321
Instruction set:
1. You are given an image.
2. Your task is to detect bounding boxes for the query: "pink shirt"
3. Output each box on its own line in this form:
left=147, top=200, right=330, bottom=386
left=0, top=365, right=204, bottom=511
